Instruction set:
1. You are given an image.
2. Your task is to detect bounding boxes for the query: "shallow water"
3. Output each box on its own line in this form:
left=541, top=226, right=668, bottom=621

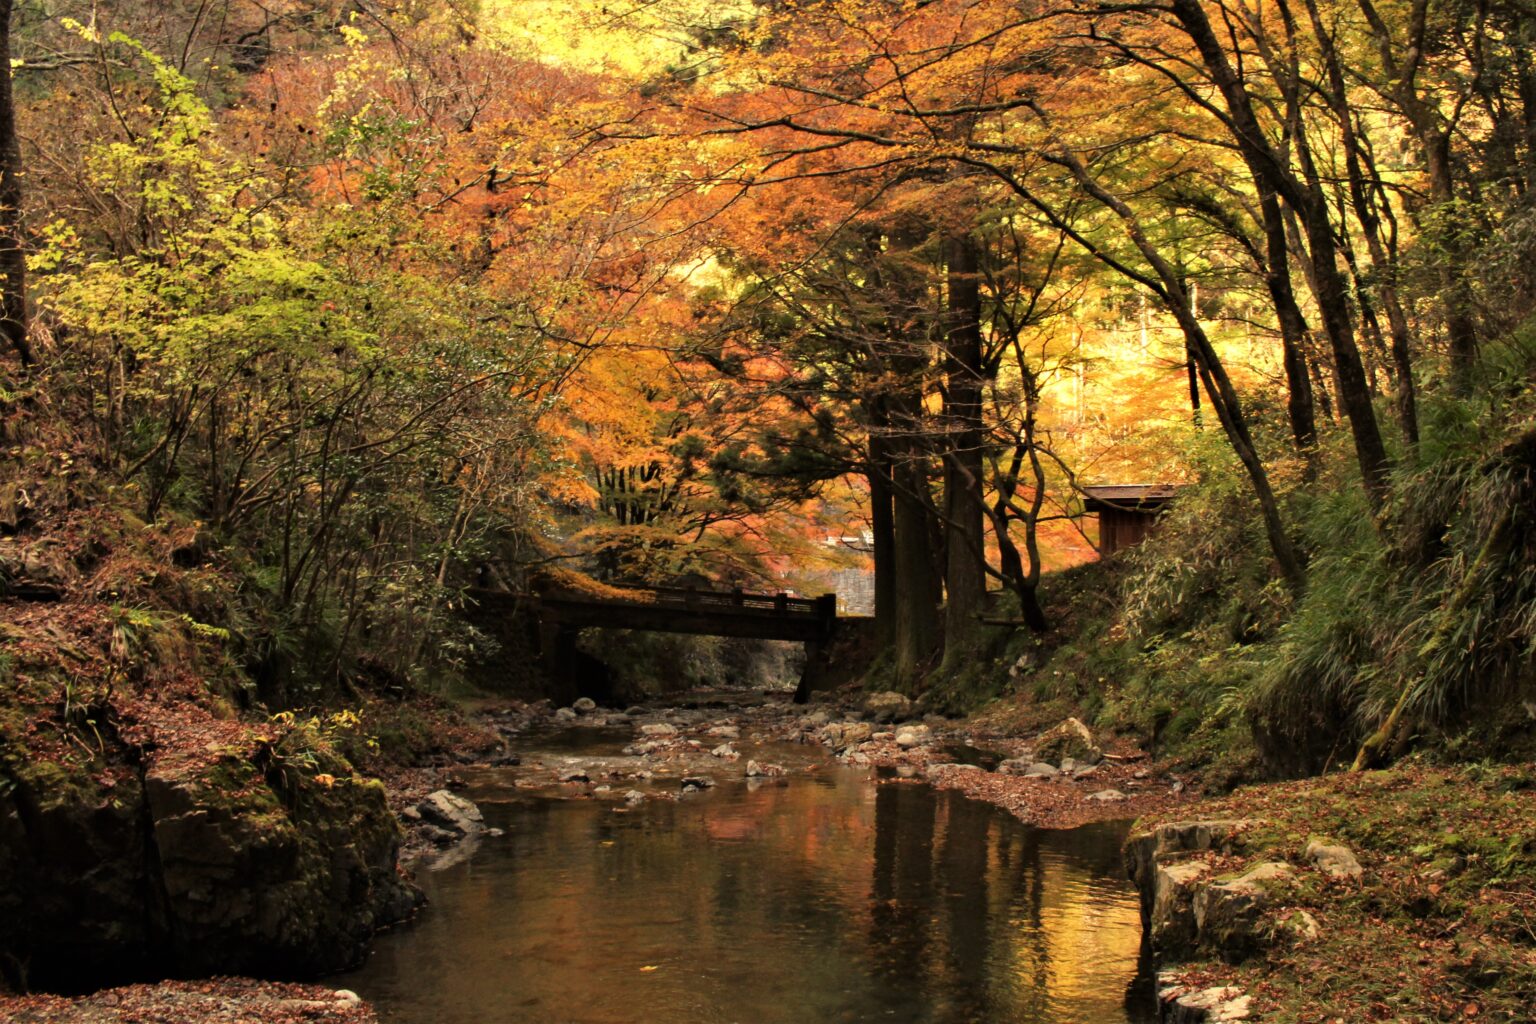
left=340, top=760, right=1154, bottom=1024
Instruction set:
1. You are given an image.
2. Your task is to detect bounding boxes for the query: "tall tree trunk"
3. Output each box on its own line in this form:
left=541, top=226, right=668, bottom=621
left=1353, top=0, right=1479, bottom=389
left=939, top=233, right=988, bottom=672
left=0, top=0, right=30, bottom=367
left=866, top=401, right=898, bottom=654
left=1170, top=0, right=1391, bottom=510
left=890, top=392, right=940, bottom=690
left=1259, top=194, right=1318, bottom=452
left=1303, top=0, right=1418, bottom=446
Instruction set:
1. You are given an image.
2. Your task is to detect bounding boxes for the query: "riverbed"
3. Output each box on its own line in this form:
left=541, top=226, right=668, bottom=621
left=340, top=725, right=1155, bottom=1024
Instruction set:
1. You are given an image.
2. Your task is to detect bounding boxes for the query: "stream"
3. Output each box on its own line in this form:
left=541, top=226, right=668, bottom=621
left=339, top=726, right=1156, bottom=1024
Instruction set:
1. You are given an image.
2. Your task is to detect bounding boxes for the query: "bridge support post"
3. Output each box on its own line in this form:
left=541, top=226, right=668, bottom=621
left=539, top=620, right=580, bottom=707
left=794, top=635, right=836, bottom=704
left=794, top=595, right=839, bottom=704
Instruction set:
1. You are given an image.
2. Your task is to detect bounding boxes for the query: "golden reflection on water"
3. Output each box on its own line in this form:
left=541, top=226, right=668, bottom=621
left=340, top=769, right=1153, bottom=1024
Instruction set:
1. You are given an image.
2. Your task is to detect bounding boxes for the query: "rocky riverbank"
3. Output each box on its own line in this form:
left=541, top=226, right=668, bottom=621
left=386, top=687, right=1193, bottom=863
left=1124, top=762, right=1536, bottom=1022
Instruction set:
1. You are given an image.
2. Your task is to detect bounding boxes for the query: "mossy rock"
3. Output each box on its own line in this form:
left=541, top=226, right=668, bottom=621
left=1035, top=717, right=1103, bottom=766
left=0, top=711, right=419, bottom=990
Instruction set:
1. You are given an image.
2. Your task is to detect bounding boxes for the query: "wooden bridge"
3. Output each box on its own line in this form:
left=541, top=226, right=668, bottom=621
left=467, top=585, right=839, bottom=704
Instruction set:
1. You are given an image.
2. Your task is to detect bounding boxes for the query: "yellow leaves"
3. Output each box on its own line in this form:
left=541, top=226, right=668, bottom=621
left=314, top=774, right=337, bottom=788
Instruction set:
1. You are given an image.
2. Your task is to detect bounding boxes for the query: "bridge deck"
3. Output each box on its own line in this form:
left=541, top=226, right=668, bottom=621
left=466, top=584, right=838, bottom=702
left=536, top=586, right=836, bottom=642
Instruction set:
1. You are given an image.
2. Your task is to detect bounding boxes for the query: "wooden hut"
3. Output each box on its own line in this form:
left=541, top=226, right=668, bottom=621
left=1082, top=484, right=1178, bottom=557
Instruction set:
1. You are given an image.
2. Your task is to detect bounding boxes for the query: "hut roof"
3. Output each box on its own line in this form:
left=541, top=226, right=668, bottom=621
left=1080, top=484, right=1179, bottom=513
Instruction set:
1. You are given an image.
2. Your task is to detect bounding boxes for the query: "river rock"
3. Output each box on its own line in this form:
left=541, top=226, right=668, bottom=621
left=1158, top=978, right=1253, bottom=1023
left=925, top=762, right=982, bottom=780
left=1000, top=758, right=1058, bottom=777
left=1086, top=789, right=1127, bottom=803
left=820, top=721, right=873, bottom=751
left=640, top=723, right=678, bottom=738
left=863, top=691, right=913, bottom=724
left=710, top=743, right=740, bottom=760
left=800, top=711, right=831, bottom=729
left=1034, top=717, right=1102, bottom=767
left=416, top=790, right=487, bottom=835
left=1305, top=838, right=1363, bottom=879
left=572, top=697, right=598, bottom=714
left=557, top=769, right=590, bottom=784
left=680, top=777, right=715, bottom=793
left=745, top=760, right=786, bottom=778
left=624, top=790, right=646, bottom=805
left=553, top=707, right=578, bottom=722
left=894, top=724, right=933, bottom=748
left=706, top=724, right=741, bottom=740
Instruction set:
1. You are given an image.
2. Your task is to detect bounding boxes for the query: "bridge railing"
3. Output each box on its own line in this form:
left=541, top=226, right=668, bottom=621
left=543, top=584, right=834, bottom=619
left=645, top=586, right=826, bottom=616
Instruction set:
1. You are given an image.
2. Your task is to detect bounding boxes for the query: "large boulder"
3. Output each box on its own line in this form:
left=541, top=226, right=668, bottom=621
left=1033, top=717, right=1102, bottom=767
left=863, top=691, right=913, bottom=724
left=1124, top=819, right=1254, bottom=913
left=0, top=721, right=418, bottom=990
left=1148, top=861, right=1211, bottom=952
left=1192, top=862, right=1294, bottom=960
left=142, top=763, right=417, bottom=976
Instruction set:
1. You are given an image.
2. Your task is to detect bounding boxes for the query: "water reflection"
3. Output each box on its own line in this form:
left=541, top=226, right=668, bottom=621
left=340, top=771, right=1153, bottom=1024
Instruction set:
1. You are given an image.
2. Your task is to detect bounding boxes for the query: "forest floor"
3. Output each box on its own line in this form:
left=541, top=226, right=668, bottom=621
left=0, top=979, right=376, bottom=1023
